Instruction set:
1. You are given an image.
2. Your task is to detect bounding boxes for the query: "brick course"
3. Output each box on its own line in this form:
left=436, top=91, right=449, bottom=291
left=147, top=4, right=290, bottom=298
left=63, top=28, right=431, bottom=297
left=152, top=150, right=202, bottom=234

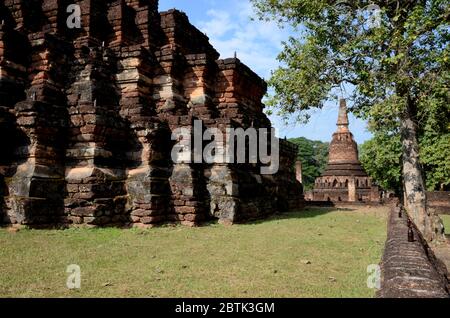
left=0, top=0, right=303, bottom=228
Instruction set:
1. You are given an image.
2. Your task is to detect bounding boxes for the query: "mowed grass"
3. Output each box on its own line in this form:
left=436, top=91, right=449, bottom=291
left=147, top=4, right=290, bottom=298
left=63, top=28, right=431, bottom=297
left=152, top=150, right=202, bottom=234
left=442, top=215, right=450, bottom=235
left=0, top=206, right=388, bottom=298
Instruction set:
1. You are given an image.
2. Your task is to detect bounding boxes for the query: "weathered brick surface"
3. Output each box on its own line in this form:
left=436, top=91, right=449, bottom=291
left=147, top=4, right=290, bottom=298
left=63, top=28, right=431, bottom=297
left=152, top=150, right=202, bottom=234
left=427, top=191, right=450, bottom=215
left=0, top=1, right=303, bottom=228
left=377, top=206, right=449, bottom=298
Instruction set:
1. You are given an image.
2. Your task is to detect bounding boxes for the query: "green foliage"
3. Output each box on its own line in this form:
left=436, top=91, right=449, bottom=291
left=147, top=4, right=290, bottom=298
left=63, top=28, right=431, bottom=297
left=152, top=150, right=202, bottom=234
left=418, top=94, right=450, bottom=190
left=360, top=95, right=450, bottom=191
left=251, top=0, right=449, bottom=123
left=251, top=0, right=449, bottom=193
left=289, top=137, right=329, bottom=190
left=360, top=133, right=403, bottom=192
left=420, top=135, right=450, bottom=190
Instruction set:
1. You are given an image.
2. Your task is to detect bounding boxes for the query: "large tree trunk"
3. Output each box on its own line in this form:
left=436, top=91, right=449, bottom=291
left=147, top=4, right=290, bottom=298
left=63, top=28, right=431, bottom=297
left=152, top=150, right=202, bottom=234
left=400, top=100, right=445, bottom=242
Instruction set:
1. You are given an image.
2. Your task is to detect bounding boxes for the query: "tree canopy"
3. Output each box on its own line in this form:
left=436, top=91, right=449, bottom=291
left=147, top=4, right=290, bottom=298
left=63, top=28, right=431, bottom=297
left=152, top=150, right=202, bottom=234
left=251, top=0, right=449, bottom=123
left=360, top=132, right=403, bottom=193
left=251, top=0, right=449, bottom=241
left=289, top=137, right=329, bottom=190
left=360, top=94, right=450, bottom=192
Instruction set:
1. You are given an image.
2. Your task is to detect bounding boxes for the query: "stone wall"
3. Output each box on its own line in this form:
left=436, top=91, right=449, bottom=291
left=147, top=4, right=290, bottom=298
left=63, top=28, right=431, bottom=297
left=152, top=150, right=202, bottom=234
left=378, top=205, right=449, bottom=298
left=312, top=176, right=379, bottom=202
left=427, top=191, right=450, bottom=215
left=0, top=0, right=304, bottom=228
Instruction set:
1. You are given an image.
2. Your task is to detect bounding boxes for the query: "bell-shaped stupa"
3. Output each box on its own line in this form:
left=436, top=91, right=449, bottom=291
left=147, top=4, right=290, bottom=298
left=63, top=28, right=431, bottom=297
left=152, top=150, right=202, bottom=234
left=312, top=99, right=379, bottom=202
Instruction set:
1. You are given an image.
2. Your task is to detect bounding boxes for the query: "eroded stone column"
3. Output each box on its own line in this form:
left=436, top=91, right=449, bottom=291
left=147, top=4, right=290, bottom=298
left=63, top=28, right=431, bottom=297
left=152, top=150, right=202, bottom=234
left=207, top=165, right=239, bottom=225
left=295, top=160, right=303, bottom=184
left=65, top=36, right=128, bottom=226
left=348, top=178, right=356, bottom=202
left=3, top=2, right=70, bottom=225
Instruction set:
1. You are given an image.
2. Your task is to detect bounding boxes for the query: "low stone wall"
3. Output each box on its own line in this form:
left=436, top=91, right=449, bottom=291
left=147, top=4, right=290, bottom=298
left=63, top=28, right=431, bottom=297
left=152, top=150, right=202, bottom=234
left=377, top=206, right=449, bottom=298
left=305, top=201, right=382, bottom=208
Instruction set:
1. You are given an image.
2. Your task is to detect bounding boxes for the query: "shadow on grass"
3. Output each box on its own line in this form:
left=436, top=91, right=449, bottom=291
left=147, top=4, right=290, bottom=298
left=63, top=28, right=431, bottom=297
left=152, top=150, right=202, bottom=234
left=242, top=206, right=358, bottom=226
left=0, top=207, right=360, bottom=231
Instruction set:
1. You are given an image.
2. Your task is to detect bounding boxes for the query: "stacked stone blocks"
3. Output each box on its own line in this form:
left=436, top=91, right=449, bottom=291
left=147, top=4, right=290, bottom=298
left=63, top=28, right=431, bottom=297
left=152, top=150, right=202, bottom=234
left=0, top=0, right=303, bottom=228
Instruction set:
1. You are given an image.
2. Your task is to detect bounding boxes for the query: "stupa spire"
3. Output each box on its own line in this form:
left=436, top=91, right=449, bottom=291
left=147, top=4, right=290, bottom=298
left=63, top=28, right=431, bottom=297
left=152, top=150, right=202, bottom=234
left=337, top=98, right=349, bottom=132
left=310, top=97, right=378, bottom=204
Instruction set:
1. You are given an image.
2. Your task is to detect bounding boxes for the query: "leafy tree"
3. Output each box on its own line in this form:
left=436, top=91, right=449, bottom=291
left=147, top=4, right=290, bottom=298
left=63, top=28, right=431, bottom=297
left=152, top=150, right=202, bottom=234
left=360, top=132, right=403, bottom=193
left=418, top=94, right=450, bottom=191
left=289, top=137, right=329, bottom=190
left=252, top=0, right=449, bottom=241
left=360, top=94, right=450, bottom=192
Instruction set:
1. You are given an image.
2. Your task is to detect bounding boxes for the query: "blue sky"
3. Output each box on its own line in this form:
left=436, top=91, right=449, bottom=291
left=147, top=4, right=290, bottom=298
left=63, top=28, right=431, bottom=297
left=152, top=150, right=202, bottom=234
left=159, top=0, right=372, bottom=144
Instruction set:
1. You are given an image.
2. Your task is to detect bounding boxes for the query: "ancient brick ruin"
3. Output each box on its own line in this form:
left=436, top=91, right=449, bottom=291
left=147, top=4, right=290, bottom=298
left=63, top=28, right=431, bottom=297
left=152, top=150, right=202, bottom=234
left=0, top=0, right=303, bottom=228
left=307, top=99, right=380, bottom=203
left=427, top=191, right=450, bottom=215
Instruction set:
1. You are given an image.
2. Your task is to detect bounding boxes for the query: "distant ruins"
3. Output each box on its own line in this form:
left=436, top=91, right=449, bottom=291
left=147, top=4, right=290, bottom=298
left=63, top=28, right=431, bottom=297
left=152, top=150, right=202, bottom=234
left=0, top=0, right=303, bottom=228
left=306, top=99, right=381, bottom=203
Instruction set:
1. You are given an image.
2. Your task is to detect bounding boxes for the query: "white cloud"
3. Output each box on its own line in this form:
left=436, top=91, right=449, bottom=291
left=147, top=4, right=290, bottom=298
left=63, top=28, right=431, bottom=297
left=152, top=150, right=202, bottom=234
left=200, top=9, right=234, bottom=38
left=197, top=0, right=292, bottom=79
left=194, top=0, right=371, bottom=142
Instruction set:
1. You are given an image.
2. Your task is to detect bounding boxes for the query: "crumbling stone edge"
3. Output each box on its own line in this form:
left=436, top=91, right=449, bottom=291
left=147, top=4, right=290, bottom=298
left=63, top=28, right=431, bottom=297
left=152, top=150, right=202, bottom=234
left=377, top=205, right=450, bottom=298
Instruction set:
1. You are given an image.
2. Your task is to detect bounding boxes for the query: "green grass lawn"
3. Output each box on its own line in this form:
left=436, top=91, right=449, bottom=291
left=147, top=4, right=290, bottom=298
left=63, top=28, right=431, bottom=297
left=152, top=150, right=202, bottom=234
left=442, top=215, right=450, bottom=235
left=0, top=206, right=388, bottom=298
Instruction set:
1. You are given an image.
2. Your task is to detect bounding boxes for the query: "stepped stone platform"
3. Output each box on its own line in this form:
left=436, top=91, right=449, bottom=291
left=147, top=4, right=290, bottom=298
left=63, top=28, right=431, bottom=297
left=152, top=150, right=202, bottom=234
left=0, top=0, right=303, bottom=228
